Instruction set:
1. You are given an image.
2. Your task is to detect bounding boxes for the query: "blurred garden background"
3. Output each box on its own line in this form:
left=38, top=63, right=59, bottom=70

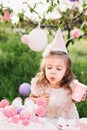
left=0, top=0, right=87, bottom=117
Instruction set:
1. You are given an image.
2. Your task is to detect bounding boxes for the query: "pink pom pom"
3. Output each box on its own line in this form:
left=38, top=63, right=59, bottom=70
left=3, top=106, right=17, bottom=117
left=35, top=106, right=45, bottom=117
left=22, top=119, right=30, bottom=126
left=37, top=98, right=46, bottom=107
left=21, top=35, right=30, bottom=44
left=0, top=99, right=9, bottom=108
left=19, top=111, right=31, bottom=120
left=11, top=115, right=19, bottom=124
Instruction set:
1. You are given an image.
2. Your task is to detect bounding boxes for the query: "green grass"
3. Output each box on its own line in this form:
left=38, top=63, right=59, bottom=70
left=69, top=38, right=87, bottom=60
left=0, top=31, right=42, bottom=101
left=68, top=39, right=87, bottom=84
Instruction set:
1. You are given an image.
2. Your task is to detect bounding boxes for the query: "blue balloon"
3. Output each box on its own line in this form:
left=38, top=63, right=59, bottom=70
left=19, top=83, right=31, bottom=96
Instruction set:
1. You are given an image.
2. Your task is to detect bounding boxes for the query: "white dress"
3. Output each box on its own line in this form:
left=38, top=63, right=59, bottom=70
left=31, top=78, right=79, bottom=126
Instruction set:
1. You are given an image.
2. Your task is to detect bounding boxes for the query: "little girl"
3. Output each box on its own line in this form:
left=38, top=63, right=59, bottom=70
left=29, top=28, right=87, bottom=129
left=30, top=50, right=79, bottom=119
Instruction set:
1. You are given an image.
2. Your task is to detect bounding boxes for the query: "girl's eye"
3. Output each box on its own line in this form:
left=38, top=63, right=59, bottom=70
left=47, top=67, right=52, bottom=69
left=57, top=68, right=62, bottom=70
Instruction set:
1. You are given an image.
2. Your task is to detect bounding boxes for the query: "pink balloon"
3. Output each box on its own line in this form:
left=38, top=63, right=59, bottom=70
left=28, top=28, right=48, bottom=52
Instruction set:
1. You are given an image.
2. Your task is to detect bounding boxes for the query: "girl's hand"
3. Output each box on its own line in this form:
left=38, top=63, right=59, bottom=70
left=81, top=91, right=87, bottom=101
left=40, top=94, right=50, bottom=105
left=72, top=91, right=87, bottom=103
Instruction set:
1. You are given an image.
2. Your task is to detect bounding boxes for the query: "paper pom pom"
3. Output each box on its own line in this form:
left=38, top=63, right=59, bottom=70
left=0, top=99, right=9, bottom=108
left=28, top=28, right=48, bottom=52
left=19, top=83, right=31, bottom=96
left=24, top=98, right=35, bottom=106
left=35, top=106, right=45, bottom=117
left=12, top=97, right=22, bottom=108
left=21, top=34, right=30, bottom=44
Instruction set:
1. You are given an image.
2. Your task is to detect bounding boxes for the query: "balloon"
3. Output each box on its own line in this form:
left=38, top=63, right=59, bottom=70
left=28, top=28, right=48, bottom=52
left=19, top=83, right=31, bottom=96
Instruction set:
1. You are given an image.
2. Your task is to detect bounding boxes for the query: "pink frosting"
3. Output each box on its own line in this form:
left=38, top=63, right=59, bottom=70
left=37, top=98, right=46, bottom=107
left=3, top=106, right=17, bottom=117
left=22, top=119, right=30, bottom=126
left=19, top=111, right=31, bottom=120
left=11, top=115, right=19, bottom=124
left=0, top=99, right=9, bottom=108
left=35, top=106, right=45, bottom=117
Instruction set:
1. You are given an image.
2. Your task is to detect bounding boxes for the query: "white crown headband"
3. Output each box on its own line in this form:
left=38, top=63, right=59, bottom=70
left=42, top=28, right=67, bottom=57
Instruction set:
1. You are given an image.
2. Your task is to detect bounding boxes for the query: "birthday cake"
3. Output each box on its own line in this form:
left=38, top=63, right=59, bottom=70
left=0, top=112, right=57, bottom=130
left=0, top=97, right=87, bottom=130
left=0, top=97, right=58, bottom=130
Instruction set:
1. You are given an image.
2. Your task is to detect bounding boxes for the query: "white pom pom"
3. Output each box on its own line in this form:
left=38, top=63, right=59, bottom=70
left=12, top=98, right=22, bottom=108
left=25, top=100, right=35, bottom=107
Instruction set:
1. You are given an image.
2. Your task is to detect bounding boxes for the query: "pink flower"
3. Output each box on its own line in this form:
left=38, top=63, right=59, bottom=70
left=11, top=115, right=19, bottom=124
left=19, top=111, right=31, bottom=120
left=3, top=10, right=10, bottom=21
left=35, top=106, right=45, bottom=117
left=22, top=119, right=30, bottom=126
left=21, top=35, right=30, bottom=44
left=0, top=99, right=9, bottom=108
left=71, top=28, right=81, bottom=38
left=37, top=98, right=46, bottom=107
left=3, top=106, right=17, bottom=117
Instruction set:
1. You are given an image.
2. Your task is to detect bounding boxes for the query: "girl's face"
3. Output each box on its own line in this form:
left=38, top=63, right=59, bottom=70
left=45, top=56, right=66, bottom=88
